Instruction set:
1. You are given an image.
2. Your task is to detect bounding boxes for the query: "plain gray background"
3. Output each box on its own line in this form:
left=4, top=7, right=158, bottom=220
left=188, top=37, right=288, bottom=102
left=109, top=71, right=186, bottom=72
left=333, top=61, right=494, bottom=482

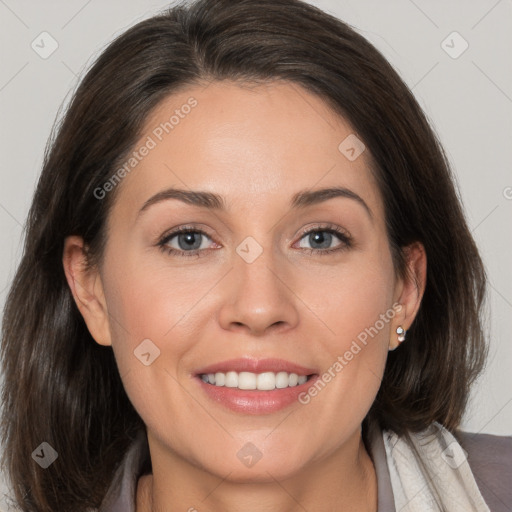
left=0, top=0, right=511, bottom=508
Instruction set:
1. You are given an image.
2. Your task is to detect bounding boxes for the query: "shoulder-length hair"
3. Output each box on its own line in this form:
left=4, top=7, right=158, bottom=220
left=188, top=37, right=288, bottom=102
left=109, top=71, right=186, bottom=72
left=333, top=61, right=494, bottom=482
left=1, top=0, right=487, bottom=510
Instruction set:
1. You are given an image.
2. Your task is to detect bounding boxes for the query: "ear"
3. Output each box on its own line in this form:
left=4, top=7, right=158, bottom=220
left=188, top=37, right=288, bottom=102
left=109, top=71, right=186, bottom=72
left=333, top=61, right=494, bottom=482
left=62, top=235, right=112, bottom=346
left=389, top=242, right=427, bottom=350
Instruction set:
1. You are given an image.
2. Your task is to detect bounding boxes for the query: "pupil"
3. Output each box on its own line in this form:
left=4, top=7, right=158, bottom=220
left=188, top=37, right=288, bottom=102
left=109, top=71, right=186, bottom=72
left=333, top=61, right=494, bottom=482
left=179, top=233, right=201, bottom=250
left=310, top=232, right=331, bottom=249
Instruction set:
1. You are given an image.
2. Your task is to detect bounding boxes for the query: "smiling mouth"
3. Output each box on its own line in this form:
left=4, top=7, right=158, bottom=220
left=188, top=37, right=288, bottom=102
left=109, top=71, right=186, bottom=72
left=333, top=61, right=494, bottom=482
left=199, top=371, right=315, bottom=390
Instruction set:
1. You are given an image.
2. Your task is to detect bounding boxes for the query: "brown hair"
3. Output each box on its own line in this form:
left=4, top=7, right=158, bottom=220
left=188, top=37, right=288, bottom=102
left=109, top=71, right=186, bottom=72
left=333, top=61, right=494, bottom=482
left=0, top=0, right=487, bottom=510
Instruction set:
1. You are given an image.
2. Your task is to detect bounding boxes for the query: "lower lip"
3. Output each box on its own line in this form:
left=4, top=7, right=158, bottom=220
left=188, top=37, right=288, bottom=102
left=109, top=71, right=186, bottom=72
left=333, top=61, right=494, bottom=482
left=195, top=375, right=319, bottom=414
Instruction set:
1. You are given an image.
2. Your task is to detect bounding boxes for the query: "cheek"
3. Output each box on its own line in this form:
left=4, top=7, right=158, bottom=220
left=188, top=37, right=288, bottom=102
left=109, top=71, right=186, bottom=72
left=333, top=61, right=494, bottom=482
left=98, top=243, right=229, bottom=421
left=288, top=253, right=395, bottom=453
left=300, top=249, right=395, bottom=416
left=305, top=249, right=396, bottom=344
left=99, top=250, right=198, bottom=391
left=100, top=263, right=196, bottom=436
left=101, top=244, right=204, bottom=346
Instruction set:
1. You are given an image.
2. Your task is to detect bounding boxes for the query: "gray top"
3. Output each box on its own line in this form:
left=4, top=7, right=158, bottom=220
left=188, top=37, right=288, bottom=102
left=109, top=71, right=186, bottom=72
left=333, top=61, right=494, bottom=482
left=99, top=425, right=512, bottom=512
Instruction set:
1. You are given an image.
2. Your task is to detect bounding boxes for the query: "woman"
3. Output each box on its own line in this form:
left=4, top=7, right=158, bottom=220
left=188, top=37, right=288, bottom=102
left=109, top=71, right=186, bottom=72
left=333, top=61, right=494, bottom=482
left=1, top=0, right=510, bottom=510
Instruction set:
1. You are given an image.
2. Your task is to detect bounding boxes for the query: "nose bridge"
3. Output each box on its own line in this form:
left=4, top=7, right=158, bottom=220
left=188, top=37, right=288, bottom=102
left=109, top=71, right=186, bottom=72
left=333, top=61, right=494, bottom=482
left=236, top=235, right=280, bottom=295
left=218, top=232, right=299, bottom=335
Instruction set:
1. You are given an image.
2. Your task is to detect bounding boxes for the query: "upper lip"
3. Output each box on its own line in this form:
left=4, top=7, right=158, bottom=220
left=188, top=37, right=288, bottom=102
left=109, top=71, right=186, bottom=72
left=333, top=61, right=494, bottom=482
left=195, top=358, right=318, bottom=376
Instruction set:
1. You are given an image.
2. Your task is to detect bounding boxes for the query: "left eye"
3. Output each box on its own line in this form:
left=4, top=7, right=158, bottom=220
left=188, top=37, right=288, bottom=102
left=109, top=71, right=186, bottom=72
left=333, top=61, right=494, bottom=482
left=296, top=228, right=351, bottom=253
left=162, top=230, right=212, bottom=252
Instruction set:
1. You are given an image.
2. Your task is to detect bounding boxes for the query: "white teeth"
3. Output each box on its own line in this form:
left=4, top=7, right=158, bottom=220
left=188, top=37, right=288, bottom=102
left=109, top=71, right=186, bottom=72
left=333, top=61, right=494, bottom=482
left=289, top=373, right=298, bottom=386
left=237, top=372, right=256, bottom=389
left=215, top=372, right=225, bottom=386
left=275, top=371, right=290, bottom=388
left=225, top=371, right=238, bottom=388
left=200, top=371, right=310, bottom=390
left=297, top=375, right=308, bottom=385
left=257, top=372, right=276, bottom=390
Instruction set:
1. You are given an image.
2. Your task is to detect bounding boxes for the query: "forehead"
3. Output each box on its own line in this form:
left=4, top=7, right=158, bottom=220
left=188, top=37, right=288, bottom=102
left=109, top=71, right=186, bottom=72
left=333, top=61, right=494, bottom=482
left=109, top=80, right=383, bottom=222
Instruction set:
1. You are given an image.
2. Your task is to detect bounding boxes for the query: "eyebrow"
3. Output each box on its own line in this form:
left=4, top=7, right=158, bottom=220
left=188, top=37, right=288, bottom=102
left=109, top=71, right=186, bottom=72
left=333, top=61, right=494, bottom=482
left=137, top=186, right=373, bottom=220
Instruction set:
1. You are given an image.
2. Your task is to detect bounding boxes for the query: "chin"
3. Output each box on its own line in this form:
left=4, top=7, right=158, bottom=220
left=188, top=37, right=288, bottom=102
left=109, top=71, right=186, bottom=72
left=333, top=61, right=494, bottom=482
left=204, top=459, right=306, bottom=484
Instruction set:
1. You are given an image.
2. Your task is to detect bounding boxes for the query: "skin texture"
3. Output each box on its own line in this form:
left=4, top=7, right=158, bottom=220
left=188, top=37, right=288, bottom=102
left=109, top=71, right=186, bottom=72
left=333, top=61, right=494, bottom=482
left=63, top=80, right=426, bottom=512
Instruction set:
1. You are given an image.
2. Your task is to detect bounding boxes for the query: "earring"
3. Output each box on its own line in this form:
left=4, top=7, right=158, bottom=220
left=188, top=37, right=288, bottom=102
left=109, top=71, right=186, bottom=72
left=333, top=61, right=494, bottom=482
left=396, top=326, right=406, bottom=344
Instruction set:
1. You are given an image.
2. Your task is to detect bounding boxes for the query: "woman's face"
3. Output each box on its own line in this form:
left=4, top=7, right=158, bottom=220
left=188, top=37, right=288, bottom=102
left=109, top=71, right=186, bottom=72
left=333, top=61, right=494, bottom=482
left=67, top=80, right=420, bottom=481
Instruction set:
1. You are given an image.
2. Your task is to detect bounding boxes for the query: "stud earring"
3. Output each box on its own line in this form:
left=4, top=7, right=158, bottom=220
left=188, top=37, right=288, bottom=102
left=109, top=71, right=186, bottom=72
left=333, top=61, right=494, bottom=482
left=396, top=326, right=406, bottom=344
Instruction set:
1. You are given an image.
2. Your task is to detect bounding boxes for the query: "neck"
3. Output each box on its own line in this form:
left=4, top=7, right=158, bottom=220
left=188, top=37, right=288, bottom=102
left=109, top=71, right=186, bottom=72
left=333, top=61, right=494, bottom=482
left=137, top=429, right=377, bottom=512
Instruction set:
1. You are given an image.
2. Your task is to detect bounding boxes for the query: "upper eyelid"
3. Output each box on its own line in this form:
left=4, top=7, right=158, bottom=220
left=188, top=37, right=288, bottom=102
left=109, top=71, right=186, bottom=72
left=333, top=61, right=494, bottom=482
left=158, top=227, right=217, bottom=251
left=296, top=223, right=350, bottom=238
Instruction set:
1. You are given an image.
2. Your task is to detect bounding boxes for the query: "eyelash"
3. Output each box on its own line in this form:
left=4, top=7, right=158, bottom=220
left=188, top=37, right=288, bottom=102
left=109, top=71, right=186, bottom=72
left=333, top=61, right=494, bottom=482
left=157, top=224, right=353, bottom=259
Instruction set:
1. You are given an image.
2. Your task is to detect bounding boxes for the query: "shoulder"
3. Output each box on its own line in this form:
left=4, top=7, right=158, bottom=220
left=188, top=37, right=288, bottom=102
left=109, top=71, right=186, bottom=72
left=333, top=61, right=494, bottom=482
left=454, top=429, right=512, bottom=512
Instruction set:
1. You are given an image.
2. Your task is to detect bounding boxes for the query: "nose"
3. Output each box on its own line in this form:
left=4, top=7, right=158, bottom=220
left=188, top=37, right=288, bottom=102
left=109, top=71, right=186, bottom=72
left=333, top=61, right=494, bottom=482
left=217, top=245, right=300, bottom=337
